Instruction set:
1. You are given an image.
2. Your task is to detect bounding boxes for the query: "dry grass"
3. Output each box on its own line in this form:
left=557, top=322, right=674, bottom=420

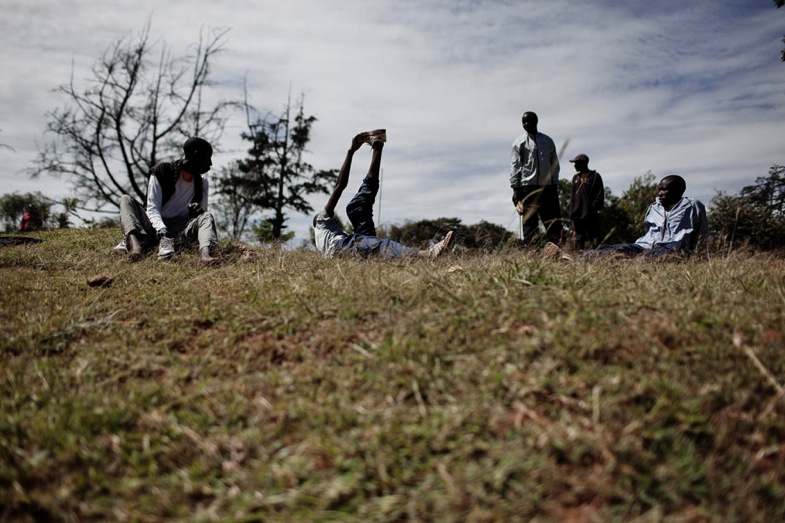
left=1, top=228, right=785, bottom=522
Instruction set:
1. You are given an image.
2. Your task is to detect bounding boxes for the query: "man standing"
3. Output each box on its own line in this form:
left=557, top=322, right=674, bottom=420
left=313, top=130, right=453, bottom=259
left=510, top=111, right=562, bottom=244
left=115, top=137, right=219, bottom=264
left=567, top=153, right=605, bottom=249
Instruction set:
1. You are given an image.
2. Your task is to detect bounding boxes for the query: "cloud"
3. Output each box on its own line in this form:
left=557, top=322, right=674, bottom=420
left=0, top=0, right=782, bottom=239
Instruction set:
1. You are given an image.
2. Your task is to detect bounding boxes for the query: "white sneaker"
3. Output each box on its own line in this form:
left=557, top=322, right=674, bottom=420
left=112, top=239, right=127, bottom=253
left=158, top=236, right=175, bottom=259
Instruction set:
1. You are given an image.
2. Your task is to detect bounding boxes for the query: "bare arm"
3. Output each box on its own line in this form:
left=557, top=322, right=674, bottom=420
left=324, top=133, right=366, bottom=217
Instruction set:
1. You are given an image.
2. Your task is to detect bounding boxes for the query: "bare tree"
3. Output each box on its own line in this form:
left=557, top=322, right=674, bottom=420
left=30, top=21, right=234, bottom=210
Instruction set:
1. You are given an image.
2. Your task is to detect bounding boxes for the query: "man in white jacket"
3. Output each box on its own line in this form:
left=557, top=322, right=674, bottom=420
left=115, top=137, right=219, bottom=264
left=586, top=175, right=708, bottom=257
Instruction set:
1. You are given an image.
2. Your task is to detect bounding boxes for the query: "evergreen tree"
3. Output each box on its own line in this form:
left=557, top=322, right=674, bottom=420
left=215, top=93, right=336, bottom=242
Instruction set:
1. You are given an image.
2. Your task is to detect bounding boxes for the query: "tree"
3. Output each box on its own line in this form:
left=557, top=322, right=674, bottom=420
left=389, top=218, right=466, bottom=249
left=618, top=171, right=658, bottom=237
left=597, top=188, right=637, bottom=244
left=212, top=161, right=255, bottom=241
left=215, top=92, right=336, bottom=242
left=30, top=21, right=233, bottom=211
left=0, top=192, right=50, bottom=232
left=558, top=178, right=639, bottom=245
left=709, top=165, right=785, bottom=251
left=740, top=164, right=785, bottom=214
left=0, top=193, right=80, bottom=232
left=387, top=217, right=515, bottom=252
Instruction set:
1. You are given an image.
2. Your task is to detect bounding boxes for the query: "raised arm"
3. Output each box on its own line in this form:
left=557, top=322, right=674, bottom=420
left=324, top=133, right=366, bottom=217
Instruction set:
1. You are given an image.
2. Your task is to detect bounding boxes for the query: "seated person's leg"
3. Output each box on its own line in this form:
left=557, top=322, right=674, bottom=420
left=119, top=195, right=155, bottom=245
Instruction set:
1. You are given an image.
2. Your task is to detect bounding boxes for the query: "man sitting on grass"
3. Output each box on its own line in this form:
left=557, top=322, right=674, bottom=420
left=583, top=174, right=708, bottom=258
left=313, top=130, right=453, bottom=259
left=113, top=137, right=220, bottom=264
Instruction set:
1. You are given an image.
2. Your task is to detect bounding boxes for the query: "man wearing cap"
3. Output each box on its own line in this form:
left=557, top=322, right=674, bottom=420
left=114, top=137, right=220, bottom=264
left=568, top=153, right=605, bottom=249
left=510, top=111, right=562, bottom=244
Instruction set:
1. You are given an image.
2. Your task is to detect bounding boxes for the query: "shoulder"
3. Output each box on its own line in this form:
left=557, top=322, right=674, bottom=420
left=151, top=161, right=178, bottom=177
left=538, top=132, right=556, bottom=144
left=512, top=134, right=526, bottom=147
left=685, top=197, right=706, bottom=212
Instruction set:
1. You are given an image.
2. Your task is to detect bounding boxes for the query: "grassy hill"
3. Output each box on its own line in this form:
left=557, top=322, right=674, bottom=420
left=1, top=228, right=784, bottom=522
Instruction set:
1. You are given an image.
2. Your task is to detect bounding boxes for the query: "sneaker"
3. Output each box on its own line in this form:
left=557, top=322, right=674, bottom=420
left=158, top=236, right=175, bottom=260
left=429, top=231, right=454, bottom=258
left=112, top=239, right=127, bottom=253
left=362, top=129, right=386, bottom=146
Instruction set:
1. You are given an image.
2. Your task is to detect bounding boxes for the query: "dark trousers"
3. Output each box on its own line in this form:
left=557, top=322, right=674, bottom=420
left=514, top=184, right=562, bottom=244
left=572, top=212, right=601, bottom=249
left=345, top=176, right=379, bottom=237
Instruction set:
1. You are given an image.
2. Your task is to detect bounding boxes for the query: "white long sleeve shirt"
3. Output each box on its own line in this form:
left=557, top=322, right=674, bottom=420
left=146, top=174, right=209, bottom=232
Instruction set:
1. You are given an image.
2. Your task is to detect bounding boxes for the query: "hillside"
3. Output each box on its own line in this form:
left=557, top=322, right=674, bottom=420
left=2, top=228, right=784, bottom=522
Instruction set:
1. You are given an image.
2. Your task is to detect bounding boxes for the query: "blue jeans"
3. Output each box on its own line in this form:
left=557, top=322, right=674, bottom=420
left=337, top=176, right=417, bottom=258
left=345, top=175, right=378, bottom=237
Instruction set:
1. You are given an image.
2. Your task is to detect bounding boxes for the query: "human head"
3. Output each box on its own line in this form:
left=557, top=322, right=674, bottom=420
left=569, top=153, right=590, bottom=173
left=521, top=111, right=539, bottom=135
left=658, top=175, right=686, bottom=209
left=182, top=137, right=213, bottom=175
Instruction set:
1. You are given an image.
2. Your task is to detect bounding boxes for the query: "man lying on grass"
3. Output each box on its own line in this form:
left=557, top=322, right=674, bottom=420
left=113, top=137, right=220, bottom=265
left=313, top=130, right=454, bottom=259
left=583, top=174, right=708, bottom=258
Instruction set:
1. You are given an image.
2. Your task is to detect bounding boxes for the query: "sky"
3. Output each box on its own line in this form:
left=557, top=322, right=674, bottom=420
left=1, top=0, right=783, bottom=242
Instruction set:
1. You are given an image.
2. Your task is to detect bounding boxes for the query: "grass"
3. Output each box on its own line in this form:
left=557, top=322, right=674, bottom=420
left=1, top=227, right=785, bottom=522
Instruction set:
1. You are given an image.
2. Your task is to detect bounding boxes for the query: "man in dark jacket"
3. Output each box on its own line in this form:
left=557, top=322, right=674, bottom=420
left=567, top=153, right=604, bottom=249
left=114, top=137, right=219, bottom=264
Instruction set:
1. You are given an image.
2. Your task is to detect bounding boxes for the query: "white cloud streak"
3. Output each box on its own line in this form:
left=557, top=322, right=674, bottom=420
left=0, top=0, right=782, bottom=239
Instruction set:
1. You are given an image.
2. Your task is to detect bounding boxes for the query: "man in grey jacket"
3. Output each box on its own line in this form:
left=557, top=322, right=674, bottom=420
left=510, top=111, right=562, bottom=245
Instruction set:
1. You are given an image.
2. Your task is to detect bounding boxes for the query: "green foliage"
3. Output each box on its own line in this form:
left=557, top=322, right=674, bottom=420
left=559, top=176, right=643, bottom=245
left=741, top=165, right=785, bottom=215
left=598, top=187, right=639, bottom=243
left=387, top=217, right=515, bottom=251
left=619, top=171, right=659, bottom=236
left=0, top=192, right=51, bottom=232
left=709, top=165, right=785, bottom=252
left=215, top=93, right=337, bottom=243
left=254, top=219, right=295, bottom=244
left=212, top=162, right=254, bottom=241
left=710, top=193, right=785, bottom=251
left=0, top=193, right=81, bottom=232
left=2, top=228, right=785, bottom=521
